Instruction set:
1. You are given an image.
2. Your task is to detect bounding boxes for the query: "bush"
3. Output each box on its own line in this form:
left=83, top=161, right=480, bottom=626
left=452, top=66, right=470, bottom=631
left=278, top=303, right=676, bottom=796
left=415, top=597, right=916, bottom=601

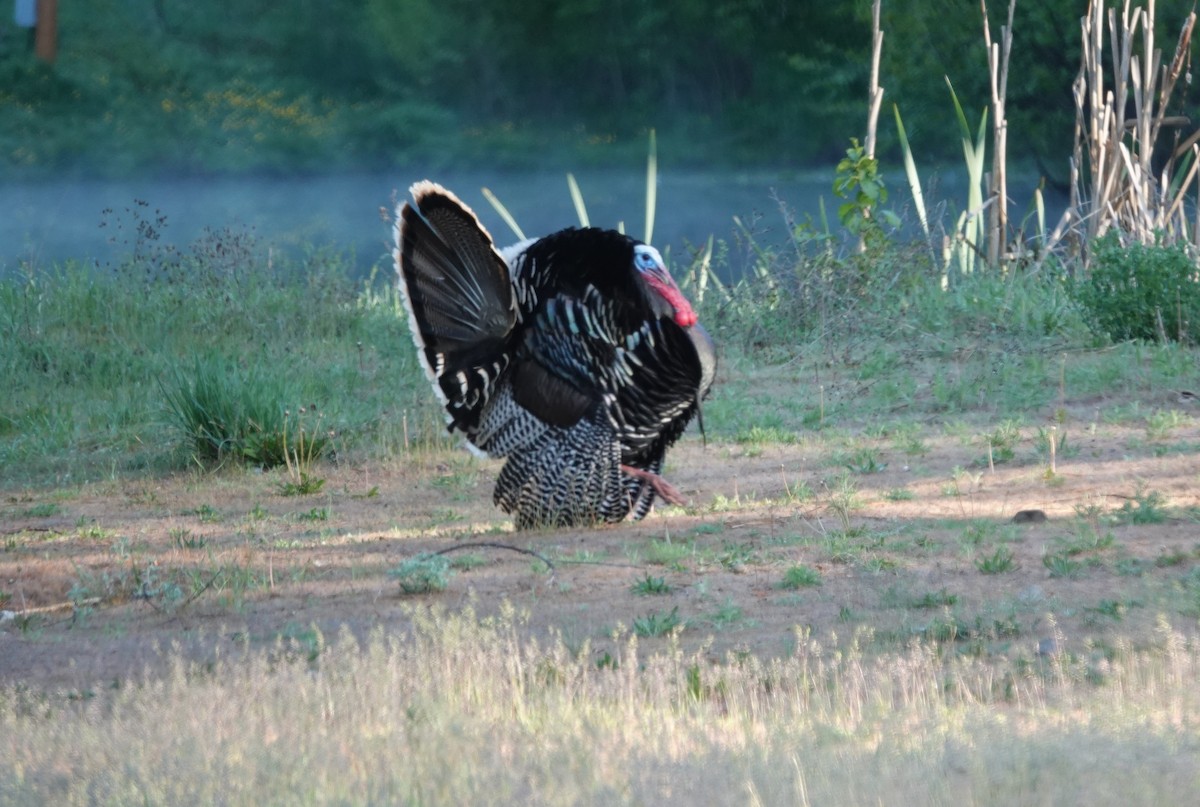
left=389, top=554, right=453, bottom=595
left=1072, top=234, right=1200, bottom=343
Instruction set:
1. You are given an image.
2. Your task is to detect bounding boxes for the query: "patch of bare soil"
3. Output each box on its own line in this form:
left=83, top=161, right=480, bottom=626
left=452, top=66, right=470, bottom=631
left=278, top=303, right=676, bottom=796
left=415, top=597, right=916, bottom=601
left=3, top=411, right=1200, bottom=692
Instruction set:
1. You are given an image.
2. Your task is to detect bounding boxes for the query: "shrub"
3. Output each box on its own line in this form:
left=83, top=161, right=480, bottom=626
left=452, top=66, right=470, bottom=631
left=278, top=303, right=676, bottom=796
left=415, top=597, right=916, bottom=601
left=389, top=554, right=453, bottom=595
left=1072, top=234, right=1200, bottom=343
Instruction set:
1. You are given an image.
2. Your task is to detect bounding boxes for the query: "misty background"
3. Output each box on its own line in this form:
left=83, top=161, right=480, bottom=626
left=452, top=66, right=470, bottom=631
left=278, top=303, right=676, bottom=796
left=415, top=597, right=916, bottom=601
left=2, top=1, right=1195, bottom=272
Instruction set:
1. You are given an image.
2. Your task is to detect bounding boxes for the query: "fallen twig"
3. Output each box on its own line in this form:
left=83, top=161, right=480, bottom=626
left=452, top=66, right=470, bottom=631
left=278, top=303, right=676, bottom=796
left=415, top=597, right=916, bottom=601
left=433, top=542, right=556, bottom=572
left=1, top=597, right=101, bottom=622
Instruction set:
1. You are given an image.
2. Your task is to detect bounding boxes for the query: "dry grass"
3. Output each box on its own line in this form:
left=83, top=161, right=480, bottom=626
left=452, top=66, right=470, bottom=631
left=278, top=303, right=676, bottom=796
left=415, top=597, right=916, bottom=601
left=1070, top=0, right=1200, bottom=256
left=2, top=607, right=1199, bottom=805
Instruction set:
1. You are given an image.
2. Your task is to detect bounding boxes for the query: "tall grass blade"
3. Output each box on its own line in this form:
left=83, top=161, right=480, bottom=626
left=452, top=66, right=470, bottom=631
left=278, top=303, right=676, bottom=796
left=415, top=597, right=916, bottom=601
left=566, top=173, right=590, bottom=228
left=481, top=187, right=526, bottom=241
left=893, top=104, right=930, bottom=238
left=1035, top=186, right=1046, bottom=246
left=946, top=78, right=988, bottom=276
left=645, top=128, right=657, bottom=244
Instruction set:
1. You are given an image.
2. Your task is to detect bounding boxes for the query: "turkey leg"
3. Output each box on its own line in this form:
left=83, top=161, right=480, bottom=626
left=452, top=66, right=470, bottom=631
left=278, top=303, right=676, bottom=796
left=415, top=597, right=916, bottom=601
left=620, top=464, right=687, bottom=506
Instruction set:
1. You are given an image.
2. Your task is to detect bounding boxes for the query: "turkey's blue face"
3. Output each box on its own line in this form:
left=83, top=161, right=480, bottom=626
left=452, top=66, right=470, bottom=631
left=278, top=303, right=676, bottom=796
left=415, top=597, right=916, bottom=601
left=633, top=244, right=698, bottom=328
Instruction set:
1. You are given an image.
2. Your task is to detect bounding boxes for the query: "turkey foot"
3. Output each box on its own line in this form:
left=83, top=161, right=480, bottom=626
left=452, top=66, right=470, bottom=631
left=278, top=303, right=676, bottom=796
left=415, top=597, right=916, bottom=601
left=620, top=464, right=687, bottom=506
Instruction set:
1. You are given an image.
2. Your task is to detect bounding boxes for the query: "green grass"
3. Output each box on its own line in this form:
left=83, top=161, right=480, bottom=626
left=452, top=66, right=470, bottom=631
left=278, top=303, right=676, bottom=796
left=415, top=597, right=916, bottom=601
left=642, top=538, right=693, bottom=567
left=780, top=564, right=822, bottom=589
left=0, top=238, right=433, bottom=488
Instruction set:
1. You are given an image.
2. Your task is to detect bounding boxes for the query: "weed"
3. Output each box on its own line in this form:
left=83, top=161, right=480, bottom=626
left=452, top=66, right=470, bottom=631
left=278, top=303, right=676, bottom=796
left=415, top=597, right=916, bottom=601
left=716, top=542, right=759, bottom=571
left=630, top=575, right=671, bottom=596
left=921, top=612, right=965, bottom=643
left=388, top=554, right=453, bottom=594
left=1089, top=599, right=1127, bottom=621
left=780, top=564, right=822, bottom=589
left=170, top=528, right=206, bottom=550
left=823, top=471, right=861, bottom=530
left=1155, top=549, right=1190, bottom=568
left=1043, top=552, right=1083, bottom=579
left=943, top=466, right=983, bottom=498
left=644, top=538, right=692, bottom=567
left=1115, top=556, right=1149, bottom=576
left=277, top=407, right=328, bottom=495
left=297, top=507, right=329, bottom=522
left=883, top=488, right=915, bottom=502
left=976, top=547, right=1017, bottom=574
left=892, top=426, right=929, bottom=456
left=276, top=623, right=324, bottom=664
left=1113, top=487, right=1168, bottom=525
left=985, top=420, right=1021, bottom=464
left=277, top=473, right=325, bottom=497
left=706, top=599, right=745, bottom=629
left=911, top=589, right=958, bottom=608
left=735, top=425, right=797, bottom=446
left=1146, top=409, right=1186, bottom=441
left=632, top=607, right=683, bottom=637
left=861, top=555, right=899, bottom=573
left=191, top=504, right=221, bottom=523
left=780, top=476, right=815, bottom=504
left=958, top=520, right=995, bottom=548
left=1057, top=522, right=1115, bottom=556
left=844, top=446, right=887, bottom=474
left=20, top=503, right=61, bottom=518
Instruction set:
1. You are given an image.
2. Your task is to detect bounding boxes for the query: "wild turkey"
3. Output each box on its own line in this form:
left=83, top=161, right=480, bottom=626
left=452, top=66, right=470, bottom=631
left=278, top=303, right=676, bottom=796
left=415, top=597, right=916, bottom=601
left=394, top=181, right=716, bottom=529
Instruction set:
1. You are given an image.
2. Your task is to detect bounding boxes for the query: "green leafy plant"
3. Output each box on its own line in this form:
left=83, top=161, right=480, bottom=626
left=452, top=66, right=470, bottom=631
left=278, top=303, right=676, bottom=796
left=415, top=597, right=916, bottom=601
left=780, top=564, right=822, bottom=589
left=976, top=546, right=1017, bottom=574
left=632, top=607, right=683, bottom=637
left=1043, top=552, right=1083, bottom=579
left=297, top=507, right=329, bottom=522
left=388, top=554, right=453, bottom=595
left=1072, top=233, right=1200, bottom=343
left=985, top=420, right=1021, bottom=464
left=833, top=138, right=900, bottom=250
left=845, top=447, right=886, bottom=474
left=1114, top=487, right=1168, bottom=525
left=911, top=589, right=958, bottom=608
left=630, top=575, right=671, bottom=596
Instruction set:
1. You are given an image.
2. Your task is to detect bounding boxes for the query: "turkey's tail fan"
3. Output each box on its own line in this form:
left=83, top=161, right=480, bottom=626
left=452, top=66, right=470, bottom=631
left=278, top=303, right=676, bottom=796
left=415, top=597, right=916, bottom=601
left=395, top=181, right=519, bottom=438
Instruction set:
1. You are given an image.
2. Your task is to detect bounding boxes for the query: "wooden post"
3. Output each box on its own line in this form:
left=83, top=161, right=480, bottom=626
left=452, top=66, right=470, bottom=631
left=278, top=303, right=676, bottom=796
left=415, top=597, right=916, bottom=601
left=35, top=0, right=58, bottom=64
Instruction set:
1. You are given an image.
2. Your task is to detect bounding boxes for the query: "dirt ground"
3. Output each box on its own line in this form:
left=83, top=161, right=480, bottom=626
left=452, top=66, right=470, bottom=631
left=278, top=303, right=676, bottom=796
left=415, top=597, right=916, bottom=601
left=3, top=402, right=1200, bottom=693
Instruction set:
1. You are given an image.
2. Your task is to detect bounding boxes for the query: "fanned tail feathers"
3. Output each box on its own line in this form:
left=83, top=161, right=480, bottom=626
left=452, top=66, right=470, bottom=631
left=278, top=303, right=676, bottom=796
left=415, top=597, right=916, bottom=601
left=395, top=182, right=518, bottom=437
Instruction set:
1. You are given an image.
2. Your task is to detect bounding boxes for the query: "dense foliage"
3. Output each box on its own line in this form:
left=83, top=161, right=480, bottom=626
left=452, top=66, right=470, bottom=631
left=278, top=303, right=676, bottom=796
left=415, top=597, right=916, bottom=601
left=1072, top=233, right=1200, bottom=344
left=2, top=1, right=1197, bottom=176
